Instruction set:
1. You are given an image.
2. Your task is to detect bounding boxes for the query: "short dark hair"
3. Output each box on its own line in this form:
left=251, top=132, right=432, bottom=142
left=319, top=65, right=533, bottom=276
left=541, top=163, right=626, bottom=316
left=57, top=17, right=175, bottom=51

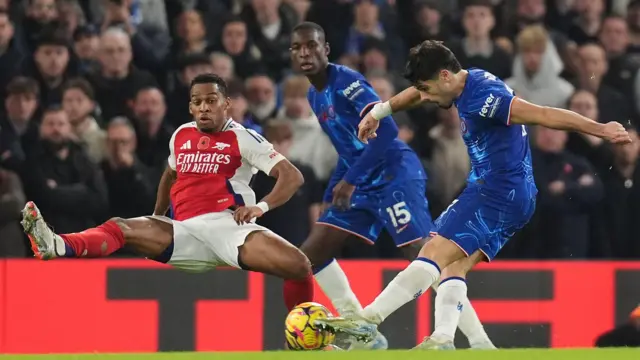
left=292, top=21, right=326, bottom=41
left=404, top=40, right=461, bottom=84
left=36, top=29, right=70, bottom=49
left=62, top=78, right=95, bottom=101
left=43, top=104, right=65, bottom=116
left=462, top=0, right=494, bottom=11
left=6, top=77, right=40, bottom=97
left=177, top=52, right=212, bottom=71
left=190, top=73, right=228, bottom=97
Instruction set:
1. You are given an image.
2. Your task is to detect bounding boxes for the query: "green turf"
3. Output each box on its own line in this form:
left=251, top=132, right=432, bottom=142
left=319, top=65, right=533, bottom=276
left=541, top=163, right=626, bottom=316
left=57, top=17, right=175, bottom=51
left=0, top=349, right=638, bottom=360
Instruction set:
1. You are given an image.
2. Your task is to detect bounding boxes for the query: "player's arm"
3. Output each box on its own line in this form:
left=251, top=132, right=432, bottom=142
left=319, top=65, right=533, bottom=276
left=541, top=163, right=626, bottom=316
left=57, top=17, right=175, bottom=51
left=509, top=98, right=630, bottom=143
left=340, top=79, right=398, bottom=185
left=153, top=130, right=178, bottom=216
left=235, top=128, right=304, bottom=223
left=153, top=166, right=176, bottom=216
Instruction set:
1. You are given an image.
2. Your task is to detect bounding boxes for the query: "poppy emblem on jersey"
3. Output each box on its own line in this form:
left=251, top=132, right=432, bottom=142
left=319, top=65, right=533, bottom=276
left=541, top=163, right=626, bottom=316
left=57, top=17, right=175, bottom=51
left=198, top=136, right=210, bottom=150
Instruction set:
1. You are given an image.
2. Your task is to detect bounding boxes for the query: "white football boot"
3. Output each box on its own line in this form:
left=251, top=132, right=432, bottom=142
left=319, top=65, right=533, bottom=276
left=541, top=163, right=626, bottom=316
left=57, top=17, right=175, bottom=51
left=21, top=201, right=66, bottom=259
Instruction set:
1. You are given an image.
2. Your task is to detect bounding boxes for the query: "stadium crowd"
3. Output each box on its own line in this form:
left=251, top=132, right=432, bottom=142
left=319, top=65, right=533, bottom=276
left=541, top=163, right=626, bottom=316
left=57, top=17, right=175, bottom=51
left=0, top=0, right=639, bottom=260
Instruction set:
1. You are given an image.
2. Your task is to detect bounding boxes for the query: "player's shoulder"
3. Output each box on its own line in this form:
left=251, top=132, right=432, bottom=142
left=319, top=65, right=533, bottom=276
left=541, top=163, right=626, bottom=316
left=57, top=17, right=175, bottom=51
left=467, top=68, right=510, bottom=93
left=171, top=121, right=198, bottom=138
left=331, top=63, right=367, bottom=89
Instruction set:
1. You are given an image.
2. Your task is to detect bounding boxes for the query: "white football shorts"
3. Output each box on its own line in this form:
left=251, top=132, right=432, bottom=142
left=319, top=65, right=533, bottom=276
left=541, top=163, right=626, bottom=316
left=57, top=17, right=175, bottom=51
left=148, top=211, right=268, bottom=272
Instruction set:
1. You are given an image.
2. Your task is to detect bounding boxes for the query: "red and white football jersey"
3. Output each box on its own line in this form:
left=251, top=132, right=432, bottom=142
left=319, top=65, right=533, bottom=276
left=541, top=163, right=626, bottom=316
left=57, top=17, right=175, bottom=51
left=168, top=119, right=285, bottom=221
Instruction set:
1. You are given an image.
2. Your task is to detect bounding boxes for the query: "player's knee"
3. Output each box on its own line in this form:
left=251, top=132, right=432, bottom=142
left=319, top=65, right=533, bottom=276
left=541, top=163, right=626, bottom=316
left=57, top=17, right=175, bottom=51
left=108, top=217, right=129, bottom=232
left=440, top=262, right=467, bottom=280
left=287, top=252, right=312, bottom=280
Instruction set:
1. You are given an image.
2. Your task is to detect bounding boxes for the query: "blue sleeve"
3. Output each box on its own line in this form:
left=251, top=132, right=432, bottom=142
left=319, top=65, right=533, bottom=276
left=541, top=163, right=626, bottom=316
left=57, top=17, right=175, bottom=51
left=337, top=78, right=399, bottom=185
left=323, top=159, right=348, bottom=203
left=471, top=79, right=516, bottom=126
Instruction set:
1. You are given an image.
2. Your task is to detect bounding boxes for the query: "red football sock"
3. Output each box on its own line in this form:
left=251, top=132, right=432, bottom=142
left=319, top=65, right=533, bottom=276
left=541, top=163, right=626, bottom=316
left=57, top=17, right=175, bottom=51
left=60, top=220, right=125, bottom=257
left=283, top=274, right=314, bottom=311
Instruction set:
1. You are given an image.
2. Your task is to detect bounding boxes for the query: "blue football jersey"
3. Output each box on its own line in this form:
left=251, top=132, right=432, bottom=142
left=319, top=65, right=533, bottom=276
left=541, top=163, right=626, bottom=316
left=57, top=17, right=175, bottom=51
left=307, top=64, right=425, bottom=199
left=454, top=68, right=537, bottom=195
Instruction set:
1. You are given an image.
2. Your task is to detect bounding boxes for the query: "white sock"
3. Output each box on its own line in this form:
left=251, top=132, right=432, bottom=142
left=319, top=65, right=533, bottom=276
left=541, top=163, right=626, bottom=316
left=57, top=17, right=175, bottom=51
left=431, top=281, right=492, bottom=346
left=432, top=278, right=467, bottom=341
left=314, top=259, right=363, bottom=315
left=362, top=258, right=440, bottom=324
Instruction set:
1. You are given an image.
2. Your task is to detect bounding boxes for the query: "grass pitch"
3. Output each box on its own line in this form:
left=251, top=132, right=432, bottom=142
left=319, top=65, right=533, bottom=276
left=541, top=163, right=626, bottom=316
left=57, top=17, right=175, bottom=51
left=0, top=349, right=638, bottom=360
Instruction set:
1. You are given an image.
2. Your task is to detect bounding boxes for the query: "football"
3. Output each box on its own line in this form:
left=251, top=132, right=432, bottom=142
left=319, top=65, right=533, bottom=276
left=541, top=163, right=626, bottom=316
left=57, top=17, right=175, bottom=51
left=284, top=302, right=336, bottom=350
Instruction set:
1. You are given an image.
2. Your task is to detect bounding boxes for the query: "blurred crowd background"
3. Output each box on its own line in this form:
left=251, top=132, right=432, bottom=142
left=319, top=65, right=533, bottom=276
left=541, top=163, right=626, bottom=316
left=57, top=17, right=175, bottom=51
left=0, top=0, right=639, bottom=260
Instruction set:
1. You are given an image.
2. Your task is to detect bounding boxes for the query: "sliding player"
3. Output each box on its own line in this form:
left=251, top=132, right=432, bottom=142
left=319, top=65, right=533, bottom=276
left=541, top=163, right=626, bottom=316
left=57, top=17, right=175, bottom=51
left=314, top=40, right=631, bottom=349
left=23, top=73, right=317, bottom=297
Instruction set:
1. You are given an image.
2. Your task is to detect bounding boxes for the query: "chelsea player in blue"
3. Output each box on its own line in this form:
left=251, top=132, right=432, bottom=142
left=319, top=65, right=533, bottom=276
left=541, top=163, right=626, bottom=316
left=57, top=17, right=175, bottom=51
left=288, top=23, right=496, bottom=350
left=315, top=40, right=632, bottom=349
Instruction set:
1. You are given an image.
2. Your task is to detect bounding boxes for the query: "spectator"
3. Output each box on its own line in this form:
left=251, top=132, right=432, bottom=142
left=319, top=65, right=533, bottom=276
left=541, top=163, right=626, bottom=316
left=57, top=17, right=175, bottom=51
left=367, top=72, right=414, bottom=145
left=598, top=125, right=640, bottom=258
left=102, top=117, right=155, bottom=218
left=0, top=77, right=40, bottom=170
left=227, top=78, right=263, bottom=133
left=210, top=52, right=235, bottom=82
left=61, top=78, right=105, bottom=164
left=424, top=108, right=469, bottom=215
left=56, top=0, right=86, bottom=40
left=86, top=27, right=156, bottom=122
left=245, top=74, right=278, bottom=123
left=576, top=43, right=630, bottom=123
left=22, top=30, right=79, bottom=107
left=627, top=0, right=640, bottom=51
left=252, top=121, right=323, bottom=246
left=212, top=16, right=264, bottom=80
left=173, top=10, right=209, bottom=57
left=276, top=75, right=336, bottom=182
left=0, top=167, right=27, bottom=257
left=343, top=0, right=404, bottom=69
left=506, top=25, right=574, bottom=108
left=567, top=0, right=605, bottom=45
left=565, top=89, right=613, bottom=168
left=0, top=10, right=25, bottom=100
left=166, top=53, right=214, bottom=128
left=23, top=0, right=60, bottom=52
left=599, top=16, right=640, bottom=120
left=448, top=0, right=512, bottom=80
left=402, top=0, right=450, bottom=48
left=72, top=24, right=100, bottom=74
left=242, top=0, right=298, bottom=81
left=22, top=106, right=108, bottom=234
left=131, top=87, right=172, bottom=181
left=531, top=126, right=603, bottom=258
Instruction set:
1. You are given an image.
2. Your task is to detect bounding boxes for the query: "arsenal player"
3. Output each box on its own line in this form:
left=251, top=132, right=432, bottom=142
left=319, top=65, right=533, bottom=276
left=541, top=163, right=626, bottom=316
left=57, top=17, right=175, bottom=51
left=22, top=73, right=314, bottom=283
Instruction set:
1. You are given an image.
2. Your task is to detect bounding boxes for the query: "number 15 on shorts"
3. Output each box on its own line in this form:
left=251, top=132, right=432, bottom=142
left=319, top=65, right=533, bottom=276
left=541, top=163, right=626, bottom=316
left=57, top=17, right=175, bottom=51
left=386, top=202, right=412, bottom=228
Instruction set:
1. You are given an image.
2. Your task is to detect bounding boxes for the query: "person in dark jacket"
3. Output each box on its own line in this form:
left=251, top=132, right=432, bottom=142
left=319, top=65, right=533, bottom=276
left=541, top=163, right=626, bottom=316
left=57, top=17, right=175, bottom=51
left=22, top=105, right=108, bottom=234
left=530, top=126, right=603, bottom=259
left=102, top=116, right=155, bottom=219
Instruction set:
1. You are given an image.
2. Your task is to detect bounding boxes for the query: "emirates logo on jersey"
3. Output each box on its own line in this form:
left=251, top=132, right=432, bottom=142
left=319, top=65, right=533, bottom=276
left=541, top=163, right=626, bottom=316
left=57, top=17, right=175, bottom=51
left=176, top=151, right=232, bottom=174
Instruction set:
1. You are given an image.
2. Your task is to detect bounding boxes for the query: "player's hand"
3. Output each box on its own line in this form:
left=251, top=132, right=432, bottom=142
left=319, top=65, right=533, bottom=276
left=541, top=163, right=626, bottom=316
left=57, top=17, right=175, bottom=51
left=233, top=206, right=264, bottom=225
left=358, top=113, right=380, bottom=143
left=602, top=122, right=632, bottom=144
left=332, top=180, right=355, bottom=210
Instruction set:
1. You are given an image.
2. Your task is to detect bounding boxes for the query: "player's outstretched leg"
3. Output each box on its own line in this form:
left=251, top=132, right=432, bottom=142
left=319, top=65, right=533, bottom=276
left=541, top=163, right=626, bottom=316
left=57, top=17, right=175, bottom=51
left=238, top=230, right=313, bottom=281
left=22, top=201, right=173, bottom=259
left=314, top=235, right=467, bottom=342
left=414, top=253, right=490, bottom=350
left=401, top=241, right=495, bottom=349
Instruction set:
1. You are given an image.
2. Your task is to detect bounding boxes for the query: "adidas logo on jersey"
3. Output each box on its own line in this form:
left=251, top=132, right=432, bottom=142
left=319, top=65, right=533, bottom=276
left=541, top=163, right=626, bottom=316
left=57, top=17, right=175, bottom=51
left=180, top=140, right=192, bottom=150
